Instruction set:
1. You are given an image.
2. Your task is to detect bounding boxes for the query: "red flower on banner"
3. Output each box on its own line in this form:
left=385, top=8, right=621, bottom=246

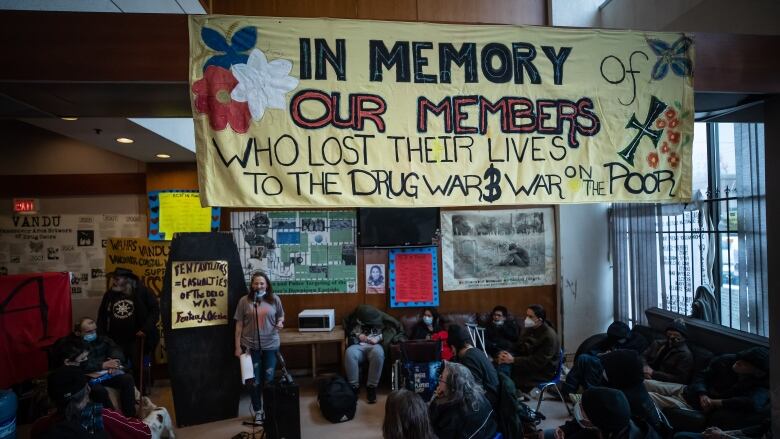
left=647, top=151, right=660, bottom=169
left=192, top=65, right=250, bottom=133
left=661, top=142, right=671, bottom=154
left=668, top=131, right=681, bottom=144
left=656, top=119, right=667, bottom=129
left=668, top=152, right=681, bottom=168
left=665, top=107, right=677, bottom=120
left=669, top=118, right=679, bottom=128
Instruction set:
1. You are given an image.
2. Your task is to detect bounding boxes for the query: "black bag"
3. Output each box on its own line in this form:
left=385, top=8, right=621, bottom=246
left=317, top=375, right=357, bottom=423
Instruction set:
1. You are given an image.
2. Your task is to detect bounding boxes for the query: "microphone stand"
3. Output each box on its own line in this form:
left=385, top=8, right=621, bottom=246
left=243, top=290, right=265, bottom=429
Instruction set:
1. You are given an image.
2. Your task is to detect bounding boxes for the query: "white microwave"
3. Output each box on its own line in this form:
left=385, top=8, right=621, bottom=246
left=298, top=309, right=335, bottom=332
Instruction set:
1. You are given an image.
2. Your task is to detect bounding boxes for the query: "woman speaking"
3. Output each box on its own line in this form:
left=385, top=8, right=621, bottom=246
left=234, top=271, right=285, bottom=425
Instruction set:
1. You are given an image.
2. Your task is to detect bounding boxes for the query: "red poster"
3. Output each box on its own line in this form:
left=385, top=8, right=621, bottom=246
left=394, top=253, right=433, bottom=303
left=0, top=272, right=72, bottom=387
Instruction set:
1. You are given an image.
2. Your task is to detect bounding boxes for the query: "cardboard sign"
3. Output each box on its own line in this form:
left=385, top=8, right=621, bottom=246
left=171, top=260, right=229, bottom=329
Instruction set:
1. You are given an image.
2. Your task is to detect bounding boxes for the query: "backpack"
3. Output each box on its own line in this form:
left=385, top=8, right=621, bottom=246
left=317, top=375, right=357, bottom=423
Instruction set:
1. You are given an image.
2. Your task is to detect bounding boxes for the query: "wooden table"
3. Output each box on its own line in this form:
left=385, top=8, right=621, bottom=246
left=279, top=325, right=345, bottom=378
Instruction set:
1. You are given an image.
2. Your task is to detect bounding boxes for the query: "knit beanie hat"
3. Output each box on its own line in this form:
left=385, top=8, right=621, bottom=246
left=665, top=319, right=688, bottom=338
left=737, top=347, right=769, bottom=373
left=447, top=325, right=471, bottom=351
left=48, top=366, right=88, bottom=405
left=581, top=387, right=631, bottom=433
left=601, top=349, right=644, bottom=389
left=606, top=322, right=630, bottom=340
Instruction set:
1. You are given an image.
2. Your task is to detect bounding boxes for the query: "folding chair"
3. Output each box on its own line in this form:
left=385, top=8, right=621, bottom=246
left=535, top=349, right=572, bottom=416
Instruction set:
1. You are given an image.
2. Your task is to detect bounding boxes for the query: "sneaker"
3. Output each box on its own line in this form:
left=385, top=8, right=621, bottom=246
left=351, top=385, right=360, bottom=397
left=254, top=409, right=265, bottom=425
left=366, top=386, right=377, bottom=404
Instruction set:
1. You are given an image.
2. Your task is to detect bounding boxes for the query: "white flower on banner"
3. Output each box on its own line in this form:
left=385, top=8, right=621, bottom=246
left=230, top=48, right=299, bottom=121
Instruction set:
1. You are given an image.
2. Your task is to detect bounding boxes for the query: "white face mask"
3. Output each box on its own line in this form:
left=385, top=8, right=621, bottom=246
left=254, top=290, right=266, bottom=301
left=524, top=317, right=536, bottom=328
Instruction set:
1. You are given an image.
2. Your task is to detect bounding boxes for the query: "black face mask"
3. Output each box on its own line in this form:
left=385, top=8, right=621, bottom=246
left=667, top=336, right=682, bottom=345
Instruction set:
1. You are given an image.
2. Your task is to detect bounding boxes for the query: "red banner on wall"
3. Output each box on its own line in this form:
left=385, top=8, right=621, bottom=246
left=0, top=272, right=72, bottom=387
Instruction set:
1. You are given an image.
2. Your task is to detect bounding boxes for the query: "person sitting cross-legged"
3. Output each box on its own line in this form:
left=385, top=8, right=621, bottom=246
left=560, top=321, right=648, bottom=398
left=644, top=347, right=769, bottom=430
left=641, top=320, right=694, bottom=385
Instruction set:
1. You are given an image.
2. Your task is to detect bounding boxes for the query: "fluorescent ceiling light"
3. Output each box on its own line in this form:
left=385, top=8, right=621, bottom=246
left=156, top=153, right=171, bottom=159
left=116, top=137, right=134, bottom=144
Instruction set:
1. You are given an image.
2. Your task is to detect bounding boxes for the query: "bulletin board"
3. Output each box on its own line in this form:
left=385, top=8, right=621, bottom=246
left=148, top=190, right=221, bottom=241
left=388, top=247, right=439, bottom=308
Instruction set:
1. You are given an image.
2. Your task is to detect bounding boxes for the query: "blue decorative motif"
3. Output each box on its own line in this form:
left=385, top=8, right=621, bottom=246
left=201, top=26, right=257, bottom=71
left=646, top=36, right=692, bottom=80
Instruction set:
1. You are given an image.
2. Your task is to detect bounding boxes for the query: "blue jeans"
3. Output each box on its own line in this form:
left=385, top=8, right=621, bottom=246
left=249, top=348, right=278, bottom=411
left=561, top=353, right=604, bottom=395
left=345, top=344, right=384, bottom=387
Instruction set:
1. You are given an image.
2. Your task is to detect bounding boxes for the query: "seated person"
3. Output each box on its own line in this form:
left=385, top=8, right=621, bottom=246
left=644, top=347, right=769, bottom=430
left=600, top=350, right=670, bottom=437
left=484, top=305, right=519, bottom=367
left=498, top=244, right=530, bottom=267
left=429, top=361, right=498, bottom=439
left=51, top=337, right=115, bottom=411
left=410, top=307, right=453, bottom=360
left=642, top=320, right=694, bottom=384
left=60, top=317, right=136, bottom=417
left=448, top=324, right=499, bottom=407
left=344, top=305, right=402, bottom=404
left=561, top=321, right=647, bottom=396
left=549, top=387, right=661, bottom=439
left=31, top=366, right=152, bottom=439
left=496, top=304, right=560, bottom=391
left=382, top=388, right=436, bottom=439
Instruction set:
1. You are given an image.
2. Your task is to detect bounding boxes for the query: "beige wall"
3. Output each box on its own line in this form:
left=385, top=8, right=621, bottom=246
left=0, top=120, right=145, bottom=175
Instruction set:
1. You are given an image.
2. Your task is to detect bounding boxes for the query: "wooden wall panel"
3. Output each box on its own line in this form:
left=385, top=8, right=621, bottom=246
left=356, top=0, right=418, bottom=21
left=0, top=173, right=145, bottom=197
left=210, top=0, right=358, bottom=18
left=145, top=163, right=199, bottom=192
left=210, top=0, right=546, bottom=25
left=416, top=0, right=547, bottom=25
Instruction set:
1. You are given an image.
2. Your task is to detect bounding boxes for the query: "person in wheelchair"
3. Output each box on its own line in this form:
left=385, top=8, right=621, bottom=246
left=410, top=307, right=453, bottom=360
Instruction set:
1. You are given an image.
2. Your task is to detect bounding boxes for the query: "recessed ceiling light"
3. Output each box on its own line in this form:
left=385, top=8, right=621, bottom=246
left=156, top=153, right=171, bottom=159
left=61, top=117, right=78, bottom=121
left=116, top=137, right=134, bottom=144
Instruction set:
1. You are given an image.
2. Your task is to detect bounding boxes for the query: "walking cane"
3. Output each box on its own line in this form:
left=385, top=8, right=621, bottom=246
left=136, top=333, right=145, bottom=418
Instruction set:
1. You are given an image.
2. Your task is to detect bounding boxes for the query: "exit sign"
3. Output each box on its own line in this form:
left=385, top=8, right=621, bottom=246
left=13, top=198, right=38, bottom=214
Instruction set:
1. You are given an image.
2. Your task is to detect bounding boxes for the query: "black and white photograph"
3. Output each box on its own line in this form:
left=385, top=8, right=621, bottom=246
left=441, top=208, right=556, bottom=290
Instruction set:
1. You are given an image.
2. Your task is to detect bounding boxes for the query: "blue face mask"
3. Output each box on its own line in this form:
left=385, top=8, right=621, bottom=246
left=423, top=316, right=433, bottom=325
left=83, top=333, right=97, bottom=342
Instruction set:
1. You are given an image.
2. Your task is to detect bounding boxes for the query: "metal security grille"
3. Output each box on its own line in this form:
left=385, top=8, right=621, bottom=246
left=656, top=189, right=739, bottom=325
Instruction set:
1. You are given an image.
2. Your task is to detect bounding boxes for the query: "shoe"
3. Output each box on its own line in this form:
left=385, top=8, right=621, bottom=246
left=366, top=386, right=377, bottom=404
left=254, top=409, right=265, bottom=425
left=352, top=385, right=360, bottom=397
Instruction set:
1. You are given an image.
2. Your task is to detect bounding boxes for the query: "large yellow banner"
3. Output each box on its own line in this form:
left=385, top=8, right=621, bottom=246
left=189, top=16, right=694, bottom=207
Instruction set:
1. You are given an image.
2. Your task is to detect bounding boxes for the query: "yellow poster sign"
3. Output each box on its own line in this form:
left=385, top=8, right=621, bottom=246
left=189, top=16, right=694, bottom=207
left=171, top=260, right=229, bottom=330
left=105, top=238, right=171, bottom=363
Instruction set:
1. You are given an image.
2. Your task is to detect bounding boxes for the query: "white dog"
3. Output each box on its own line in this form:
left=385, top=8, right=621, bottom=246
left=140, top=397, right=175, bottom=439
